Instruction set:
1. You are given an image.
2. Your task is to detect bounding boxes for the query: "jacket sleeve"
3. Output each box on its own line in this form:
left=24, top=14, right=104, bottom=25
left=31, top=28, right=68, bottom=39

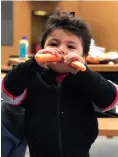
left=75, top=66, right=118, bottom=112
left=1, top=57, right=42, bottom=105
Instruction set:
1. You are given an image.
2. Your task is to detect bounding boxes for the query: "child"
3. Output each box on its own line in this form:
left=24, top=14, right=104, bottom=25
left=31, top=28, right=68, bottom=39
left=2, top=11, right=118, bottom=157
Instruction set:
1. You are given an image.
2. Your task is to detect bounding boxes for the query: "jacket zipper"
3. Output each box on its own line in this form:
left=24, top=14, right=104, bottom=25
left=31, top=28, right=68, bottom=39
left=56, top=84, right=63, bottom=157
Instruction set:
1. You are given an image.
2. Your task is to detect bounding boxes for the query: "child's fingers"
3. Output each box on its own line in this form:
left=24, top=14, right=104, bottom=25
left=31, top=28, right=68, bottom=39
left=49, top=48, right=63, bottom=57
left=49, top=48, right=62, bottom=55
left=37, top=48, right=62, bottom=57
left=64, top=53, right=86, bottom=72
left=64, top=54, right=77, bottom=64
left=65, top=53, right=84, bottom=64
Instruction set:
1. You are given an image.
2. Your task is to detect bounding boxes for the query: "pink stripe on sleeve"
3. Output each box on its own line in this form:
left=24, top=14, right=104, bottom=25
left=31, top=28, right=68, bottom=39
left=100, top=84, right=118, bottom=111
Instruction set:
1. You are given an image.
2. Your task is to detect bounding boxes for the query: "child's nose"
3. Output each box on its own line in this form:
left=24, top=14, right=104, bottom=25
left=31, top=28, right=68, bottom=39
left=58, top=46, right=67, bottom=55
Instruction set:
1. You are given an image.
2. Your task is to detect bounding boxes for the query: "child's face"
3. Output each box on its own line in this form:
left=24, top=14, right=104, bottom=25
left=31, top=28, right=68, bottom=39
left=44, top=28, right=84, bottom=73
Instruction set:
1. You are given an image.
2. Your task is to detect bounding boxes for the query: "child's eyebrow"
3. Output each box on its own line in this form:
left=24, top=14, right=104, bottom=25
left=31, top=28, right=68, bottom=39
left=48, top=38, right=58, bottom=42
left=67, top=41, right=77, bottom=45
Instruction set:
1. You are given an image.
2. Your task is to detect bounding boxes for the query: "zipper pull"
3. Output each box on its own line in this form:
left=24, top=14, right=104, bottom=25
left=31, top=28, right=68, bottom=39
left=55, top=84, right=61, bottom=92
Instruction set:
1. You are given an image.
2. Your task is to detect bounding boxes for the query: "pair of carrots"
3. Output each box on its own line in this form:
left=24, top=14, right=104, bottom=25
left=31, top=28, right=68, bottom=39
left=35, top=53, right=86, bottom=72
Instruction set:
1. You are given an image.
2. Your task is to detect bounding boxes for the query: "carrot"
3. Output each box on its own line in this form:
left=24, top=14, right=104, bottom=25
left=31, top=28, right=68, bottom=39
left=35, top=54, right=62, bottom=63
left=35, top=53, right=86, bottom=72
left=71, top=61, right=86, bottom=72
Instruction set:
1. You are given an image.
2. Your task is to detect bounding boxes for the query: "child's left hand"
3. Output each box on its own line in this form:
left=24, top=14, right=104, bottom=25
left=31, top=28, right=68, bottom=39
left=64, top=53, right=85, bottom=74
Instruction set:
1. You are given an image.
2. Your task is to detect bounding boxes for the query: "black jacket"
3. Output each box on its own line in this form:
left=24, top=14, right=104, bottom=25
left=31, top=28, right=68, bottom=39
left=2, top=57, right=118, bottom=157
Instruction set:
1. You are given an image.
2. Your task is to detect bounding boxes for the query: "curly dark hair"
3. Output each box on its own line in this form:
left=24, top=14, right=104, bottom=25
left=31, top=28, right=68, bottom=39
left=40, top=10, right=92, bottom=56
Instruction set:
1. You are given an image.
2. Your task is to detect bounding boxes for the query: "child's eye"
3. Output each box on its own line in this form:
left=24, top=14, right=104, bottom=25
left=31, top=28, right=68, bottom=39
left=49, top=43, right=58, bottom=47
left=68, top=45, right=75, bottom=49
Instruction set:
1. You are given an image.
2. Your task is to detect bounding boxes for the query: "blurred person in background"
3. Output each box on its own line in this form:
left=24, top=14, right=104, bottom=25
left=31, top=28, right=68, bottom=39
left=1, top=98, right=27, bottom=157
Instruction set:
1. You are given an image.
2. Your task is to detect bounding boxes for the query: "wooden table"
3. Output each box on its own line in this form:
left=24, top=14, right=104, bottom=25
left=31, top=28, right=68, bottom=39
left=88, top=64, right=118, bottom=72
left=98, top=118, right=118, bottom=136
left=8, top=58, right=118, bottom=72
left=8, top=58, right=28, bottom=65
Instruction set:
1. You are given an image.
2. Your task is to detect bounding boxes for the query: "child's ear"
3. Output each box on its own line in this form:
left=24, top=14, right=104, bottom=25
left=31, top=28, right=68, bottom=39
left=83, top=56, right=85, bottom=60
left=83, top=56, right=87, bottom=64
left=83, top=56, right=86, bottom=61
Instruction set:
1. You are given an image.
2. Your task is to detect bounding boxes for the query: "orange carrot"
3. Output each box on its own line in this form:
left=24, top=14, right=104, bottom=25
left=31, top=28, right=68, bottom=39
left=35, top=53, right=86, bottom=71
left=71, top=61, right=86, bottom=72
left=35, top=54, right=62, bottom=63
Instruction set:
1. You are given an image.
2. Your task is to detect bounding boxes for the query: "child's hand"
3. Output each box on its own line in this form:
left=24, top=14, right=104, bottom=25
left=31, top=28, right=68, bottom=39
left=64, top=53, right=85, bottom=74
left=35, top=48, right=62, bottom=66
left=36, top=48, right=62, bottom=57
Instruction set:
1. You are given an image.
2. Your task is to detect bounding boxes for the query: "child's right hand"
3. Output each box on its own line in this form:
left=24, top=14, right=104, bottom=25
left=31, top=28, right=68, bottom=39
left=35, top=48, right=62, bottom=66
